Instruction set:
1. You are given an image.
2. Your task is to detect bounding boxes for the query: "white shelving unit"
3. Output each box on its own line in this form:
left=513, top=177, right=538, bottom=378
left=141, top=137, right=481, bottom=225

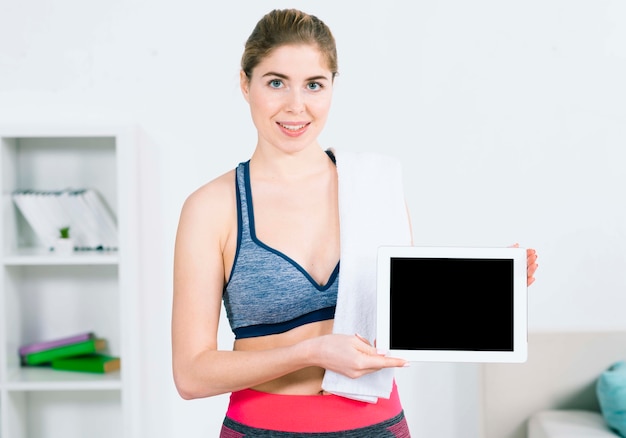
left=0, top=124, right=140, bottom=438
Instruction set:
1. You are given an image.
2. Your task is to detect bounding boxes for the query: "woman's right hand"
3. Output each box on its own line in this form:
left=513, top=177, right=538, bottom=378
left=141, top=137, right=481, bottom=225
left=308, top=333, right=408, bottom=379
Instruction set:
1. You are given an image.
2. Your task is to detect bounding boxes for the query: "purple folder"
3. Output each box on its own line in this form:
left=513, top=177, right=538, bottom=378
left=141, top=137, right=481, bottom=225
left=18, top=332, right=94, bottom=356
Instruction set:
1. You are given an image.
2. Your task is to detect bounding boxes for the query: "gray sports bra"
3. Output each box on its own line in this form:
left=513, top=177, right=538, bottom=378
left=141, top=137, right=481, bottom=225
left=222, top=159, right=339, bottom=339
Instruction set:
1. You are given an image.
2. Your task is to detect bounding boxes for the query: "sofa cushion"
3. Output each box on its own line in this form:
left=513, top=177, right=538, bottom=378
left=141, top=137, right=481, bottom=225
left=528, top=410, right=618, bottom=438
left=597, top=360, right=626, bottom=437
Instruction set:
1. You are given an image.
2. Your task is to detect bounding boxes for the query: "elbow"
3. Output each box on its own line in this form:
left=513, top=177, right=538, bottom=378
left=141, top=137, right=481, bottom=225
left=173, top=367, right=222, bottom=400
left=173, top=371, right=203, bottom=400
left=176, top=387, right=198, bottom=401
left=173, top=374, right=194, bottom=400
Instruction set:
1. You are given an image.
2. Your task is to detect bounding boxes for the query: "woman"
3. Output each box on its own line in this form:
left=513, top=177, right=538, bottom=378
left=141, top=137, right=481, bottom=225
left=172, top=8, right=539, bottom=437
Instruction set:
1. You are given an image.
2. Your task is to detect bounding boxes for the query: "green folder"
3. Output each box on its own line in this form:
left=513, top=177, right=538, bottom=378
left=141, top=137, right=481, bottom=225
left=23, top=338, right=107, bottom=366
left=52, top=353, right=121, bottom=373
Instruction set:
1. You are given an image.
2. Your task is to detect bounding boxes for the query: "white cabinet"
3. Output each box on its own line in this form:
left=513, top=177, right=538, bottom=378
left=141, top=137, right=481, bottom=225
left=0, top=124, right=141, bottom=438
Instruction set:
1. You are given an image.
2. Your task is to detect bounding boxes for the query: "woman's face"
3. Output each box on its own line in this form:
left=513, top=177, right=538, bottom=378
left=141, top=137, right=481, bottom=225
left=241, top=44, right=334, bottom=154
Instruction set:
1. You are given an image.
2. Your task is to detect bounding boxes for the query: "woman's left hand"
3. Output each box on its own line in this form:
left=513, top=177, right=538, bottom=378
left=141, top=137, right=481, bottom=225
left=511, top=243, right=538, bottom=286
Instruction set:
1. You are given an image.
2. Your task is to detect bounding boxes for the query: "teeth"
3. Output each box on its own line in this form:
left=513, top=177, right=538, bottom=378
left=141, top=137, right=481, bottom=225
left=280, top=124, right=306, bottom=131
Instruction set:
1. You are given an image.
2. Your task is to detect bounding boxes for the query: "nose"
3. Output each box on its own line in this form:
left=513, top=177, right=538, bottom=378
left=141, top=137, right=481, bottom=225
left=285, top=89, right=305, bottom=113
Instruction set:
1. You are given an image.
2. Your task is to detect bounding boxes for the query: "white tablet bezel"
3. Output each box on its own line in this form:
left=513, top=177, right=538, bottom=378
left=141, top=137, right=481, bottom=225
left=376, top=245, right=528, bottom=363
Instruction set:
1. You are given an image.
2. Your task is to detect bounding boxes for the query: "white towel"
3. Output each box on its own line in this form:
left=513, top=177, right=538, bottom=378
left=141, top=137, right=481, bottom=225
left=321, top=148, right=413, bottom=403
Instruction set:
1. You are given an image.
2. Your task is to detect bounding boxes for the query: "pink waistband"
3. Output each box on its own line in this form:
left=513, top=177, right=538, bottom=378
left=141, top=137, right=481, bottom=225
left=225, top=380, right=403, bottom=433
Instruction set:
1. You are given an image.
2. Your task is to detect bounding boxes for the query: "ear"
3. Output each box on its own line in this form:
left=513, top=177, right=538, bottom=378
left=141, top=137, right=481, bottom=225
left=240, top=70, right=250, bottom=103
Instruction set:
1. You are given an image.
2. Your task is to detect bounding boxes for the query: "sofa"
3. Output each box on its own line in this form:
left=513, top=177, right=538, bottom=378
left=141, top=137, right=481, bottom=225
left=527, top=409, right=618, bottom=437
left=481, top=331, right=626, bottom=438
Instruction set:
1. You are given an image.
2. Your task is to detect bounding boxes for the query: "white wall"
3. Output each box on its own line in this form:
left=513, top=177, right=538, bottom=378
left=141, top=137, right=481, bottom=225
left=1, top=0, right=625, bottom=436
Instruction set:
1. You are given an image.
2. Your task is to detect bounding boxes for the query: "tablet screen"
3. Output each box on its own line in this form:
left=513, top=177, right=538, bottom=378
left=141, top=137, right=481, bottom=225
left=390, top=257, right=514, bottom=351
left=377, top=246, right=527, bottom=363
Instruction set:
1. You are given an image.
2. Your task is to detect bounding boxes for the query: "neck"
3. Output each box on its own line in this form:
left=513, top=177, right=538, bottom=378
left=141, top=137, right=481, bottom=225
left=249, top=146, right=331, bottom=181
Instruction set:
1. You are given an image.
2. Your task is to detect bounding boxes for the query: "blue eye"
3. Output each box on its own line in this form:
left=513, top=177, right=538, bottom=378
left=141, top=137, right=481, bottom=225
left=307, top=82, right=323, bottom=91
left=269, top=79, right=283, bottom=89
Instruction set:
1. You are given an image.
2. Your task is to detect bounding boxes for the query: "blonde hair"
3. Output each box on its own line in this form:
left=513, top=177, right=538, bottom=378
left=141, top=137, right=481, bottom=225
left=241, top=9, right=338, bottom=80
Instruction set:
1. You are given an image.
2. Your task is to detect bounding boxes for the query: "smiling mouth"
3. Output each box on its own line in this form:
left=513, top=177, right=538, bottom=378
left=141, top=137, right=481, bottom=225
left=278, top=122, right=309, bottom=131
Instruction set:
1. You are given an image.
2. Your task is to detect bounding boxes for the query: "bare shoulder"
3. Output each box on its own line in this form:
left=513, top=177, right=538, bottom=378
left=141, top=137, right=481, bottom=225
left=176, top=169, right=237, bottom=245
left=183, top=169, right=236, bottom=213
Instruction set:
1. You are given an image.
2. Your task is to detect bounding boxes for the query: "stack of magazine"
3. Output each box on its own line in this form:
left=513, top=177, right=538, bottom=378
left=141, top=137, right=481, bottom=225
left=19, top=331, right=121, bottom=374
left=12, top=188, right=118, bottom=251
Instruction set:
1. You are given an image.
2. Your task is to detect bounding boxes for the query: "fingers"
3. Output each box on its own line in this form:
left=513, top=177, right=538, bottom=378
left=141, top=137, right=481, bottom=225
left=354, top=333, right=384, bottom=356
left=510, top=244, right=539, bottom=286
left=353, top=334, right=408, bottom=369
left=354, top=333, right=372, bottom=346
left=526, top=247, right=538, bottom=286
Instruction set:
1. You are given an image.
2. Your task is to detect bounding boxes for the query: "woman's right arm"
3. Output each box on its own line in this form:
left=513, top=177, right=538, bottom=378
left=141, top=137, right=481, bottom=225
left=171, top=174, right=407, bottom=400
left=172, top=174, right=324, bottom=398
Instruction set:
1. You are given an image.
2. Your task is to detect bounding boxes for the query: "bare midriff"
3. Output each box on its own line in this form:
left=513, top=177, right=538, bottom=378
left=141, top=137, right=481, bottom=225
left=233, top=319, right=334, bottom=395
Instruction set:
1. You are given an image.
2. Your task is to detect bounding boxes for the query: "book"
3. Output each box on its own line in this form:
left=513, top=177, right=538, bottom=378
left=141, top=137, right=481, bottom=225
left=51, top=353, right=121, bottom=374
left=12, top=190, right=58, bottom=249
left=18, top=332, right=95, bottom=357
left=23, top=338, right=107, bottom=366
left=12, top=188, right=118, bottom=251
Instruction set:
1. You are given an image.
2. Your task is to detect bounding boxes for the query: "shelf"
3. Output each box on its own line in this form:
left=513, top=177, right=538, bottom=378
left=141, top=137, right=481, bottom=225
left=0, top=124, right=140, bottom=438
left=3, top=367, right=122, bottom=391
left=2, top=248, right=119, bottom=266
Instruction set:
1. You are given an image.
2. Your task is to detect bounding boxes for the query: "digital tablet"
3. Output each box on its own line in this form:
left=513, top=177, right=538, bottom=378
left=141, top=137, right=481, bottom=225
left=376, top=246, right=528, bottom=363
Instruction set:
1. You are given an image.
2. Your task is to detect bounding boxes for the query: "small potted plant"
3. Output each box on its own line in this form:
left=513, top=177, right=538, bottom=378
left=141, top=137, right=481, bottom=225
left=54, top=226, right=74, bottom=254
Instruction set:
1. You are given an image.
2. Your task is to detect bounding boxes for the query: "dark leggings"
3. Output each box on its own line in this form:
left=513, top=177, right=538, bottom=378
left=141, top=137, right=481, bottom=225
left=220, top=411, right=411, bottom=437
